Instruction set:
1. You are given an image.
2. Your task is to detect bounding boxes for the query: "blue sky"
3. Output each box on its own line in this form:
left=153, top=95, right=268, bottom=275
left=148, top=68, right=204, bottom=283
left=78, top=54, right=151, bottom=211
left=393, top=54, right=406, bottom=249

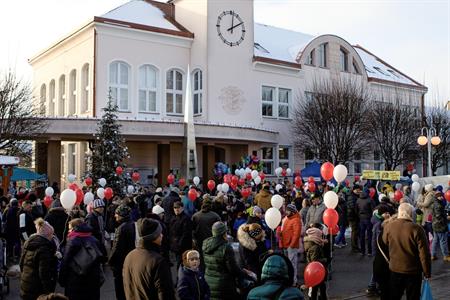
left=1, top=0, right=448, bottom=105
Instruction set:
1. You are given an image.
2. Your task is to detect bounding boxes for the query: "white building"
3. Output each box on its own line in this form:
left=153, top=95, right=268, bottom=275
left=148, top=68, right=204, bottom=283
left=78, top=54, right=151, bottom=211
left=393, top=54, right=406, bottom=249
left=30, top=0, right=427, bottom=187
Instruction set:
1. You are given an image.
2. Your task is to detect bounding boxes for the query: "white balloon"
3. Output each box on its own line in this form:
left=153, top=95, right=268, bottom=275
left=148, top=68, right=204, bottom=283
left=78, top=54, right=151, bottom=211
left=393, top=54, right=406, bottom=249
left=245, top=167, right=251, bottom=174
left=254, top=176, right=261, bottom=185
left=60, top=189, right=76, bottom=210
left=324, top=191, right=339, bottom=209
left=97, top=187, right=105, bottom=199
left=265, top=207, right=282, bottom=230
left=99, top=178, right=107, bottom=187
left=395, top=183, right=402, bottom=190
left=271, top=195, right=284, bottom=209
left=239, top=168, right=245, bottom=176
left=83, top=192, right=94, bottom=205
left=286, top=168, right=292, bottom=176
left=333, top=164, right=348, bottom=183
left=378, top=193, right=386, bottom=202
left=193, top=176, right=200, bottom=186
left=275, top=167, right=282, bottom=177
left=251, top=170, right=259, bottom=180
left=222, top=183, right=229, bottom=193
left=411, top=174, right=419, bottom=182
left=68, top=174, right=76, bottom=183
left=45, top=187, right=54, bottom=197
left=234, top=169, right=240, bottom=176
left=217, top=184, right=223, bottom=192
left=412, top=181, right=421, bottom=192
left=127, top=185, right=135, bottom=194
left=275, top=184, right=283, bottom=192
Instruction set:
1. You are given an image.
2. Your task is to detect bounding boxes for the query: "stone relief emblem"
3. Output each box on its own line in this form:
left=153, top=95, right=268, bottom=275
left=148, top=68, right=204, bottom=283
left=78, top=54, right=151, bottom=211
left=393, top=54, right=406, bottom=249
left=219, top=86, right=246, bottom=114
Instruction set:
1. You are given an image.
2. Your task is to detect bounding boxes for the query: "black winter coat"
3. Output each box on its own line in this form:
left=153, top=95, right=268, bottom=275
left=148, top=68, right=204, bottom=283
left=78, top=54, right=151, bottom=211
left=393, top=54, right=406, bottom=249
left=192, top=209, right=221, bottom=249
left=85, top=211, right=106, bottom=253
left=162, top=191, right=181, bottom=224
left=45, top=207, right=69, bottom=242
left=4, top=206, right=20, bottom=243
left=20, top=234, right=58, bottom=300
left=108, top=219, right=136, bottom=277
left=356, top=195, right=374, bottom=220
left=169, top=212, right=193, bottom=254
left=177, top=266, right=210, bottom=300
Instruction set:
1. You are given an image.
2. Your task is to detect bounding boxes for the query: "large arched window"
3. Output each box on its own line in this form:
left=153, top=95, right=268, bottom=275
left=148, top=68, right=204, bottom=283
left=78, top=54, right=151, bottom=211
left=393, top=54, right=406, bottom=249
left=109, top=61, right=130, bottom=111
left=340, top=47, right=349, bottom=72
left=49, top=80, right=55, bottom=116
left=58, top=75, right=66, bottom=116
left=193, top=69, right=203, bottom=115
left=39, top=84, right=46, bottom=115
left=138, top=65, right=158, bottom=112
left=166, top=69, right=183, bottom=115
left=69, top=69, right=77, bottom=115
left=81, top=64, right=89, bottom=112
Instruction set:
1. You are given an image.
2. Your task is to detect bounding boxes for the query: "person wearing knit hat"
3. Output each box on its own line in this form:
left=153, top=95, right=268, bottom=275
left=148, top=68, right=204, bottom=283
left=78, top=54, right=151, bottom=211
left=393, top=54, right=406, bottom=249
left=85, top=198, right=106, bottom=251
left=286, top=203, right=298, bottom=214
left=192, top=200, right=221, bottom=260
left=35, top=218, right=55, bottom=241
left=177, top=249, right=210, bottom=300
left=237, top=223, right=266, bottom=278
left=280, top=201, right=301, bottom=285
left=152, top=204, right=165, bottom=216
left=123, top=218, right=175, bottom=300
left=303, top=226, right=328, bottom=297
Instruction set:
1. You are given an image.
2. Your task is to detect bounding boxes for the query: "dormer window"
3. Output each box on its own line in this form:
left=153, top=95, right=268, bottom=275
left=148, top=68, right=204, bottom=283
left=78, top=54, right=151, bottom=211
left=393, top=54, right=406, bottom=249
left=352, top=59, right=361, bottom=74
left=306, top=49, right=315, bottom=65
left=340, top=47, right=349, bottom=72
left=373, top=66, right=389, bottom=76
left=318, top=43, right=328, bottom=68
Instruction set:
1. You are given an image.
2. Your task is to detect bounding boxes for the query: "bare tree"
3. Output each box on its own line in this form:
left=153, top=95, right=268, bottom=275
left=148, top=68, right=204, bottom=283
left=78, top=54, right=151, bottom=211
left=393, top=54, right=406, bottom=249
left=368, top=96, right=420, bottom=170
left=0, top=70, right=48, bottom=158
left=292, top=78, right=371, bottom=165
left=424, top=107, right=450, bottom=175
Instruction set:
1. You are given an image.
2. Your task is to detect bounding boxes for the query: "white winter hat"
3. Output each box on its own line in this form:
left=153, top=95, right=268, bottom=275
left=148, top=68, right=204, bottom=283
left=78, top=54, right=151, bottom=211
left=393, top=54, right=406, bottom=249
left=424, top=184, right=434, bottom=192
left=155, top=187, right=163, bottom=193
left=152, top=205, right=165, bottom=215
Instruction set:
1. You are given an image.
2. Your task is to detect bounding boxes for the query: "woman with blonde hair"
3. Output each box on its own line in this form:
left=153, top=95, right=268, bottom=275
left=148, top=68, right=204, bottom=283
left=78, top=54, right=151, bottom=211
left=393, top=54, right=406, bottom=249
left=177, top=249, right=210, bottom=300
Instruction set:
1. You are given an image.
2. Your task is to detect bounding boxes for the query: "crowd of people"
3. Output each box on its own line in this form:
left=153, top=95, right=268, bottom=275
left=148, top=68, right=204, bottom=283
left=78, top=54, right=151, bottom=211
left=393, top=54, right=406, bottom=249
left=0, top=176, right=449, bottom=300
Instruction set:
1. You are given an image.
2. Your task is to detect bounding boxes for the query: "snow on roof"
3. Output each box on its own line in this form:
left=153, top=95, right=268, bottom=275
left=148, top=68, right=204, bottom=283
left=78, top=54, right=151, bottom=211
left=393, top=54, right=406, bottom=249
left=100, top=0, right=179, bottom=31
left=254, top=23, right=314, bottom=62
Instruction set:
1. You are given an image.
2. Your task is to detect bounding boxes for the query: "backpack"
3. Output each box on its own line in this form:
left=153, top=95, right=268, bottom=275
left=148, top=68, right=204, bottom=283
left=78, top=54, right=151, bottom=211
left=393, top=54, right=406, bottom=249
left=69, top=240, right=102, bottom=275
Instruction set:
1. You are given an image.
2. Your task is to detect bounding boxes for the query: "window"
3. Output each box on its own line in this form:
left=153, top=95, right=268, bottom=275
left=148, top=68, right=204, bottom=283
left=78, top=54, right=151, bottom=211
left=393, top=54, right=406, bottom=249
left=340, top=47, right=349, bottom=72
left=39, top=84, right=46, bottom=115
left=138, top=65, right=157, bottom=113
left=354, top=152, right=361, bottom=160
left=254, top=43, right=269, bottom=54
left=278, top=146, right=290, bottom=169
left=373, top=66, right=389, bottom=76
left=166, top=69, right=183, bottom=115
left=262, top=86, right=274, bottom=117
left=352, top=59, right=361, bottom=74
left=278, top=88, right=290, bottom=118
left=193, top=69, right=203, bottom=115
left=69, top=69, right=76, bottom=115
left=109, top=61, right=130, bottom=111
left=261, top=147, right=274, bottom=175
left=61, top=145, right=66, bottom=177
left=374, top=163, right=382, bottom=170
left=68, top=143, right=76, bottom=176
left=365, top=67, right=375, bottom=74
left=81, top=64, right=89, bottom=112
left=374, top=150, right=381, bottom=161
left=49, top=80, right=55, bottom=116
left=318, top=43, right=328, bottom=67
left=387, top=69, right=400, bottom=78
left=354, top=162, right=361, bottom=174
left=58, top=75, right=66, bottom=116
left=306, top=49, right=315, bottom=65
left=305, top=91, right=314, bottom=102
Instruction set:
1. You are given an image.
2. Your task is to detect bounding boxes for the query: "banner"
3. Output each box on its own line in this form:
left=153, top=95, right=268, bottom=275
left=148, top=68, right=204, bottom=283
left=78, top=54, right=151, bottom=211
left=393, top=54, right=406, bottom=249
left=362, top=170, right=401, bottom=181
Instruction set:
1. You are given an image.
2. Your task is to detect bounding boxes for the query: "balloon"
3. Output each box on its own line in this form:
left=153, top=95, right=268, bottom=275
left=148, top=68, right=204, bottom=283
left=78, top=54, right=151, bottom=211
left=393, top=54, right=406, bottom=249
left=68, top=183, right=78, bottom=191
left=234, top=169, right=240, bottom=176
left=193, top=176, right=200, bottom=186
left=308, top=176, right=315, bottom=183
left=308, top=182, right=316, bottom=192
left=207, top=180, right=216, bottom=191
left=275, top=167, right=282, bottom=177
left=132, top=172, right=140, bottom=182
left=245, top=167, right=251, bottom=174
left=246, top=172, right=252, bottom=181
left=230, top=182, right=238, bottom=191
left=127, top=185, right=135, bottom=194
left=43, top=196, right=53, bottom=208
left=259, top=172, right=266, bottom=181
left=445, top=190, right=450, bottom=202
left=231, top=175, right=239, bottom=185
left=333, top=164, right=348, bottom=183
left=84, top=192, right=94, bottom=205
left=179, top=178, right=186, bottom=187
left=99, top=178, right=107, bottom=187
left=323, top=208, right=339, bottom=227
left=188, top=188, right=197, bottom=201
left=61, top=189, right=76, bottom=210
left=68, top=174, right=76, bottom=183
left=378, top=193, right=386, bottom=202
left=320, top=162, right=334, bottom=181
left=304, top=262, right=326, bottom=288
left=275, top=184, right=283, bottom=192
left=329, top=224, right=339, bottom=235
left=45, top=187, right=54, bottom=197
left=395, top=183, right=402, bottom=190
left=224, top=174, right=231, bottom=184
left=323, top=191, right=338, bottom=209
left=369, top=187, right=376, bottom=199
left=295, top=176, right=302, bottom=188
left=344, top=179, right=350, bottom=187
left=238, top=178, right=245, bottom=186
left=222, top=183, right=229, bottom=193
left=394, top=190, right=403, bottom=202
left=281, top=169, right=287, bottom=177
left=254, top=176, right=261, bottom=185
left=104, top=187, right=114, bottom=200
left=265, top=207, right=282, bottom=230
left=75, top=189, right=84, bottom=205
left=85, top=177, right=93, bottom=186
left=354, top=175, right=360, bottom=182
left=97, top=187, right=105, bottom=199
left=286, top=168, right=292, bottom=176
left=115, top=166, right=123, bottom=175
left=411, top=174, right=419, bottom=182
left=271, top=195, right=284, bottom=209
left=217, top=184, right=222, bottom=192
left=241, top=188, right=250, bottom=198
left=167, top=174, right=175, bottom=184
left=251, top=170, right=258, bottom=180
left=411, top=182, right=420, bottom=192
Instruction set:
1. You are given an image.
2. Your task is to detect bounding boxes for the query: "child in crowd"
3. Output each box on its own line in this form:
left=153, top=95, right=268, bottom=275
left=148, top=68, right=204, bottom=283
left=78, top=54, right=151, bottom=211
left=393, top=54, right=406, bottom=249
left=177, top=250, right=210, bottom=300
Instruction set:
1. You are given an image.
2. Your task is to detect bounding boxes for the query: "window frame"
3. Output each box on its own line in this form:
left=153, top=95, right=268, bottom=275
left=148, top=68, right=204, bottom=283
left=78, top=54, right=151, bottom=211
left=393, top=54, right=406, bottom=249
left=165, top=68, right=184, bottom=116
left=261, top=85, right=292, bottom=119
left=261, top=85, right=275, bottom=118
left=193, top=69, right=203, bottom=116
left=261, top=146, right=274, bottom=175
left=306, top=49, right=315, bottom=66
left=39, top=84, right=46, bottom=115
left=339, top=47, right=349, bottom=72
left=68, top=69, right=77, bottom=116
left=49, top=80, right=55, bottom=116
left=318, top=43, right=328, bottom=68
left=58, top=75, right=66, bottom=116
left=108, top=60, right=131, bottom=112
left=278, top=145, right=291, bottom=169
left=278, top=88, right=291, bottom=119
left=68, top=143, right=77, bottom=176
left=81, top=64, right=89, bottom=113
left=138, top=64, right=159, bottom=113
left=352, top=59, right=361, bottom=75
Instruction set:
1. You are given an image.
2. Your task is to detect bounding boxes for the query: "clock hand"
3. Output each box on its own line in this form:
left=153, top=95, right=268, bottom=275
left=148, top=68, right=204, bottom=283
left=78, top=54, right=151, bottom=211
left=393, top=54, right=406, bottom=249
left=227, top=22, right=243, bottom=32
left=231, top=11, right=234, bottom=34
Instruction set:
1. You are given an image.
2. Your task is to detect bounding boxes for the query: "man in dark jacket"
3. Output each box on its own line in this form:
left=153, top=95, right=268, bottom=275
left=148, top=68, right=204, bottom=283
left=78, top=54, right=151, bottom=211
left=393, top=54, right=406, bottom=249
left=123, top=218, right=175, bottom=300
left=85, top=199, right=106, bottom=249
left=45, top=206, right=69, bottom=243
left=431, top=191, right=450, bottom=261
left=19, top=201, right=36, bottom=242
left=4, top=199, right=20, bottom=258
left=170, top=201, right=193, bottom=267
left=356, top=191, right=374, bottom=256
left=109, top=204, right=136, bottom=300
left=162, top=188, right=181, bottom=225
left=192, top=199, right=221, bottom=252
left=347, top=185, right=361, bottom=252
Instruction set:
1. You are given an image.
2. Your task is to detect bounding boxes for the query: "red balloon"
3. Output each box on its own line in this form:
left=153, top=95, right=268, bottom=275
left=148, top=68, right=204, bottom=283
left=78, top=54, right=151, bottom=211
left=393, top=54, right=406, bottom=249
left=320, top=162, right=334, bottom=181
left=188, top=188, right=197, bottom=201
left=354, top=175, right=360, bottom=182
left=241, top=188, right=250, bottom=198
left=345, top=179, right=350, bottom=187
left=231, top=182, right=238, bottom=191
left=132, top=172, right=140, bottom=182
left=167, top=174, right=175, bottom=184
left=294, top=176, right=302, bottom=188
left=104, top=187, right=114, bottom=200
left=308, top=176, right=315, bottom=184
left=43, top=196, right=53, bottom=208
left=231, top=175, right=239, bottom=185
left=224, top=174, right=232, bottom=184
left=445, top=190, right=450, bottom=202
left=85, top=177, right=93, bottom=186
left=75, top=189, right=84, bottom=205
left=304, top=261, right=326, bottom=287
left=369, top=187, right=376, bottom=199
left=259, top=172, right=266, bottom=181
left=179, top=178, right=186, bottom=187
left=115, top=166, right=123, bottom=175
left=207, top=180, right=216, bottom=191
left=329, top=224, right=339, bottom=235
left=69, top=183, right=78, bottom=191
left=394, top=190, right=403, bottom=202
left=308, top=182, right=316, bottom=192
left=281, top=169, right=287, bottom=177
left=238, top=178, right=245, bottom=186
left=245, top=172, right=252, bottom=181
left=323, top=208, right=339, bottom=227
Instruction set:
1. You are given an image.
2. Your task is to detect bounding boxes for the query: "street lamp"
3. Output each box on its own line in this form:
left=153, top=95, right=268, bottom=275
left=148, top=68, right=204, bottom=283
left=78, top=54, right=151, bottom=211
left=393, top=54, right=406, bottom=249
left=417, top=126, right=440, bottom=176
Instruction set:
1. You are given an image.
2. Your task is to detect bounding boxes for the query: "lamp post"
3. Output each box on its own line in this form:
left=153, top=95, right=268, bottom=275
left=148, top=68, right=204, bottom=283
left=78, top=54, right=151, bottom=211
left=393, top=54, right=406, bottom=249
left=417, top=126, right=441, bottom=177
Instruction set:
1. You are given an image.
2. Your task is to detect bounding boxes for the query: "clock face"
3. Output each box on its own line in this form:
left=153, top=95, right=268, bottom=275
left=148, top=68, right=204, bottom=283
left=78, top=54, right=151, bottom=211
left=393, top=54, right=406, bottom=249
left=216, top=10, right=246, bottom=47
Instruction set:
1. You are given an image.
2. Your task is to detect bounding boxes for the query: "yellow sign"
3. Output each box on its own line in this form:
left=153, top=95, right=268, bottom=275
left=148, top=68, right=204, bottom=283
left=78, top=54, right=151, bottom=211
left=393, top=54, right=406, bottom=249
left=362, top=170, right=400, bottom=181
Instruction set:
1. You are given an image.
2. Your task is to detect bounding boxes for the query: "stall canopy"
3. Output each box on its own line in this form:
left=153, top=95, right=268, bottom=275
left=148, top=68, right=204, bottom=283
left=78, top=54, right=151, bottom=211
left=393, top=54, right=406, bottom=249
left=300, top=161, right=322, bottom=179
left=9, top=167, right=46, bottom=181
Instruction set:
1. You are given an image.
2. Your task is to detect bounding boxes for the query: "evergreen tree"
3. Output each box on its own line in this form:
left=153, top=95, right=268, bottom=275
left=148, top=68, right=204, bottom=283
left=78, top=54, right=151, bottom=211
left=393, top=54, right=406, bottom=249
left=90, top=94, right=130, bottom=195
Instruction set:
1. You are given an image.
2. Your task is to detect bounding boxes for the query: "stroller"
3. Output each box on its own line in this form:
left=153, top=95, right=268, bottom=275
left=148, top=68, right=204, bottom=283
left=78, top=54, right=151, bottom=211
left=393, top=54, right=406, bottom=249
left=0, top=238, right=10, bottom=299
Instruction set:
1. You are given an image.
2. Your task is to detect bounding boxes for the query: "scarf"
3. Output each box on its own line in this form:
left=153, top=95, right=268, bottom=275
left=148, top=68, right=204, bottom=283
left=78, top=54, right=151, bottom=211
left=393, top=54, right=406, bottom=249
left=68, top=231, right=92, bottom=240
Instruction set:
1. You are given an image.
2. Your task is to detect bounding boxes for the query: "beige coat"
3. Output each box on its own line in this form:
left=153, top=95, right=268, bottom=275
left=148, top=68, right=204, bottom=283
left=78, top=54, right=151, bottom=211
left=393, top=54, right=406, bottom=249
left=416, top=192, right=434, bottom=225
